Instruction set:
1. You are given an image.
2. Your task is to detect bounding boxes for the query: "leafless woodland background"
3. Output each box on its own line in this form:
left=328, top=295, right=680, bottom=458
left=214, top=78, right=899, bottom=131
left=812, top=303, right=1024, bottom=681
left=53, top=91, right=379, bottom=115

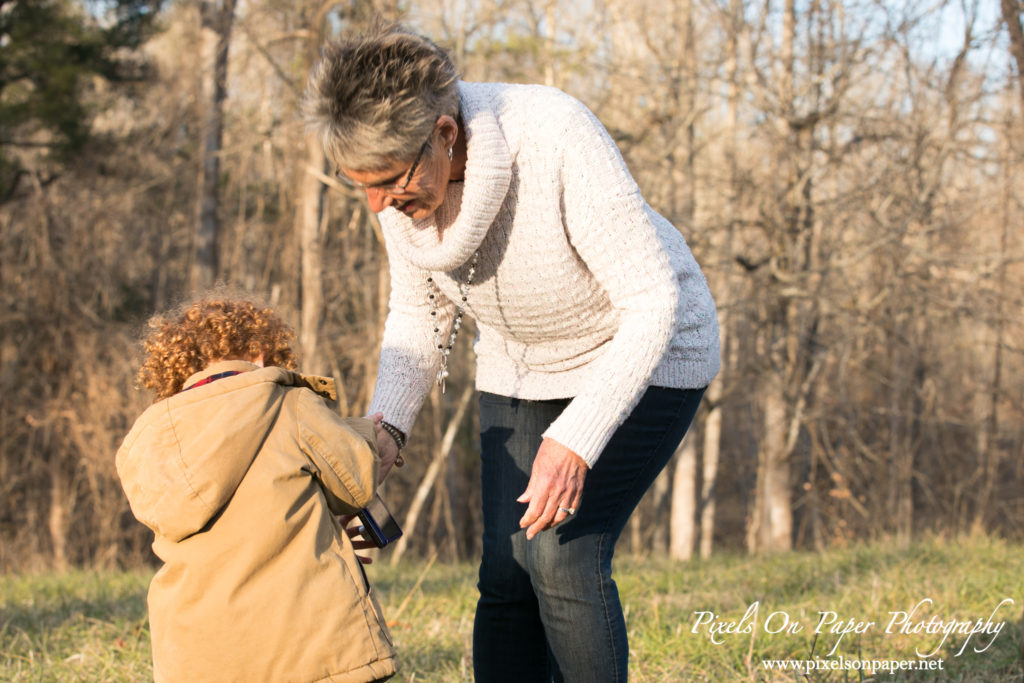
left=3, top=0, right=1024, bottom=571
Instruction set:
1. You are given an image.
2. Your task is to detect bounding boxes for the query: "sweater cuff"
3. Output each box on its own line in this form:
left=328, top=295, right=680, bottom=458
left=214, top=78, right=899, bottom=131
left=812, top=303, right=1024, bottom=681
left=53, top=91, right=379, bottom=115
left=541, top=400, right=628, bottom=468
left=367, top=385, right=426, bottom=438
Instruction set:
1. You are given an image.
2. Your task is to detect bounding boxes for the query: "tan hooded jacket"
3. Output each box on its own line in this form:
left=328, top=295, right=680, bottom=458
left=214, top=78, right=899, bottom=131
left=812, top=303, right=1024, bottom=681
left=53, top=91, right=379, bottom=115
left=116, top=361, right=398, bottom=682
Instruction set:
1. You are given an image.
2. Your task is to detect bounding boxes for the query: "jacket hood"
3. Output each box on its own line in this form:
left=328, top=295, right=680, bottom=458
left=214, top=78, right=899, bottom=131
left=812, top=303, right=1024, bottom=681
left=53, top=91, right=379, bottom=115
left=116, top=362, right=336, bottom=542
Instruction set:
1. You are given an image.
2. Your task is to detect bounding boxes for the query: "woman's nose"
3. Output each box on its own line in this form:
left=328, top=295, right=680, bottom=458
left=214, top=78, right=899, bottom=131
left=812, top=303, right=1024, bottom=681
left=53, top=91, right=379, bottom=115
left=365, top=187, right=393, bottom=213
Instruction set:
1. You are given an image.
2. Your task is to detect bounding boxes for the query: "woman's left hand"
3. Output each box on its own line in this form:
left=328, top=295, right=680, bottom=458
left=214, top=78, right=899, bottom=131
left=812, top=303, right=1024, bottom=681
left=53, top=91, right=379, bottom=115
left=517, top=438, right=588, bottom=540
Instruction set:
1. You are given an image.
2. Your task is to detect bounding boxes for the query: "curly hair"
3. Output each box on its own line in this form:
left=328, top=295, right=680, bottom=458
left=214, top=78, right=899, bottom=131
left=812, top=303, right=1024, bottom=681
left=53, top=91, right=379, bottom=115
left=138, top=297, right=298, bottom=400
left=301, top=22, right=460, bottom=172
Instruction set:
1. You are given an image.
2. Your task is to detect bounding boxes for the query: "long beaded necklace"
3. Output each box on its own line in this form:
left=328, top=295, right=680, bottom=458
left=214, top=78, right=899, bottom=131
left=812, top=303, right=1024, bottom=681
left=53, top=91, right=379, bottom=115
left=426, top=251, right=478, bottom=393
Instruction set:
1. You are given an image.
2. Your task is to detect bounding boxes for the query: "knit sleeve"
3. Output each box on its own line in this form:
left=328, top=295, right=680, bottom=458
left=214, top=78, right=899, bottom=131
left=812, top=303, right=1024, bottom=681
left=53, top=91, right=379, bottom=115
left=367, top=225, right=454, bottom=435
left=540, top=98, right=680, bottom=467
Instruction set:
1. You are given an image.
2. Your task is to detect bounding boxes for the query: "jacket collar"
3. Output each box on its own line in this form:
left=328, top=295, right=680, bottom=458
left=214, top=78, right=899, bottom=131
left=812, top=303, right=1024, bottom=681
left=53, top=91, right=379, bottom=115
left=180, top=361, right=338, bottom=403
left=181, top=360, right=262, bottom=392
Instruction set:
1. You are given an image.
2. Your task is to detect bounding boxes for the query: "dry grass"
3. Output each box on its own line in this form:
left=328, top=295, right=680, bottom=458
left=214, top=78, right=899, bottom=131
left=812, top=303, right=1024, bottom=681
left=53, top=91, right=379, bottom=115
left=1, top=536, right=1022, bottom=681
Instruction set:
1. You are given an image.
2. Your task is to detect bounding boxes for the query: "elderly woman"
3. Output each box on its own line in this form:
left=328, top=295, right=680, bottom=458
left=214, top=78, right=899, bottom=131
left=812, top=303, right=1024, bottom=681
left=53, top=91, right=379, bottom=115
left=304, top=25, right=719, bottom=683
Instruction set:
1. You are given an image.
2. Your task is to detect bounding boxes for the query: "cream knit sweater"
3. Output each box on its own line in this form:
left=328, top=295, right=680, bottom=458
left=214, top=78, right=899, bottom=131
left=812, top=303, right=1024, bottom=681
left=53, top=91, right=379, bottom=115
left=367, top=82, right=720, bottom=466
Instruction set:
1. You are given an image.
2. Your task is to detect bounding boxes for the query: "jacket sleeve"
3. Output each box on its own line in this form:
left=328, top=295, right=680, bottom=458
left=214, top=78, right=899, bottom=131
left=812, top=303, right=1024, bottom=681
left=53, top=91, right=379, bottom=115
left=297, top=391, right=380, bottom=515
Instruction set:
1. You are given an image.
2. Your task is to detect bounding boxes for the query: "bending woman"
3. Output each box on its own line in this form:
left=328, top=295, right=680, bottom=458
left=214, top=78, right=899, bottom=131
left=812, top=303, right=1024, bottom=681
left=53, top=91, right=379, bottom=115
left=303, top=24, right=720, bottom=683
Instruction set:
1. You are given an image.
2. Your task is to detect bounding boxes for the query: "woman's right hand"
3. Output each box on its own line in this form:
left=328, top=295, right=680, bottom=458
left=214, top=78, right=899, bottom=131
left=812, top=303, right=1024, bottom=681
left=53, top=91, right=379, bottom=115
left=517, top=437, right=587, bottom=540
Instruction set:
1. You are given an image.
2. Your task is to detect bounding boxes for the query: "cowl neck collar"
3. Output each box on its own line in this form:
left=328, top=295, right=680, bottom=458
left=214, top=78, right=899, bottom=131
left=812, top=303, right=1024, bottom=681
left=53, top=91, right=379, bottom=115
left=384, top=83, right=512, bottom=272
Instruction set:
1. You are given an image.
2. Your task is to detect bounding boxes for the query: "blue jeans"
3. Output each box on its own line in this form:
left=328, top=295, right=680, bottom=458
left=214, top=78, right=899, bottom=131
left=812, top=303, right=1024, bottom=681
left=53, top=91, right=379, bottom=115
left=473, top=386, right=706, bottom=683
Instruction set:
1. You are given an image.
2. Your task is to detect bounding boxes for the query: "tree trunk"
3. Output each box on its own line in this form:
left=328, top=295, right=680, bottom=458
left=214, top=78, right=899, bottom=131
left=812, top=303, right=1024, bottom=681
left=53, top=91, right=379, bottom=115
left=298, top=136, right=327, bottom=373
left=699, top=381, right=722, bottom=558
left=48, top=458, right=70, bottom=571
left=748, top=375, right=793, bottom=552
left=542, top=0, right=557, bottom=87
left=191, top=0, right=236, bottom=292
left=1002, top=0, right=1024, bottom=107
left=669, top=437, right=697, bottom=560
left=747, top=0, right=798, bottom=555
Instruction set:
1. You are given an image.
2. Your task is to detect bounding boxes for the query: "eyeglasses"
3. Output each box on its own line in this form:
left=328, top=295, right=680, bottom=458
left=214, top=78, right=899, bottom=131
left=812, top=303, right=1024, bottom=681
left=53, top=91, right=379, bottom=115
left=335, top=140, right=429, bottom=193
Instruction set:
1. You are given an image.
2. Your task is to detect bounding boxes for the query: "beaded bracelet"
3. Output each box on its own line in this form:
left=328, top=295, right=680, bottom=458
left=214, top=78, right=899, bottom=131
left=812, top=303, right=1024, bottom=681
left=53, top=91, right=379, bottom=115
left=380, top=420, right=407, bottom=450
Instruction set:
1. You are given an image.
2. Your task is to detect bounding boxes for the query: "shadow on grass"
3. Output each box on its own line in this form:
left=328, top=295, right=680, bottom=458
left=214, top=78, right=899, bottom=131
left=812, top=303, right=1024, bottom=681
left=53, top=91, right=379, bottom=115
left=1, top=591, right=148, bottom=636
left=0, top=571, right=150, bottom=642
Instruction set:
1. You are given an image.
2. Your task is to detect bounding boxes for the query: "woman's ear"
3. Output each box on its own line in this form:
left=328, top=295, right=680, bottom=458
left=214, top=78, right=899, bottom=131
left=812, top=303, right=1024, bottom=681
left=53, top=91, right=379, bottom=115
left=436, top=114, right=459, bottom=150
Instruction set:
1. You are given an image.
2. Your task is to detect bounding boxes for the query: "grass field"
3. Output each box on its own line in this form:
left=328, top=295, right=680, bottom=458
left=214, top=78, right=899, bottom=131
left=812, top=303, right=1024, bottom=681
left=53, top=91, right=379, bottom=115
left=1, top=536, right=1021, bottom=681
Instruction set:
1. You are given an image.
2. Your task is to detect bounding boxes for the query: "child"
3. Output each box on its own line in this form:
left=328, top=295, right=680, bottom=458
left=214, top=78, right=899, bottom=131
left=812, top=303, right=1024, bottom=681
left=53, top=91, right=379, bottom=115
left=116, top=296, right=398, bottom=682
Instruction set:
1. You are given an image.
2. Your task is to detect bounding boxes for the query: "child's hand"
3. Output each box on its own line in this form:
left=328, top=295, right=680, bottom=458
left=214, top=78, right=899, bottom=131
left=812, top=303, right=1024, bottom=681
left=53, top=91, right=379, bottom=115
left=339, top=513, right=376, bottom=564
left=368, top=411, right=385, bottom=438
left=367, top=412, right=400, bottom=482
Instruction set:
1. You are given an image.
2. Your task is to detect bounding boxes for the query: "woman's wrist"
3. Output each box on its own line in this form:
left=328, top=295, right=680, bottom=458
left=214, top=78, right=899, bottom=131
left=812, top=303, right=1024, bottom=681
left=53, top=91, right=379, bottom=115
left=379, top=420, right=407, bottom=450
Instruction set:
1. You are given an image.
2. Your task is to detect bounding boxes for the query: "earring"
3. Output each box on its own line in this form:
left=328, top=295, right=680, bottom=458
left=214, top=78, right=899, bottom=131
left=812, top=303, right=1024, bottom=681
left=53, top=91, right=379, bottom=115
left=448, top=147, right=454, bottom=161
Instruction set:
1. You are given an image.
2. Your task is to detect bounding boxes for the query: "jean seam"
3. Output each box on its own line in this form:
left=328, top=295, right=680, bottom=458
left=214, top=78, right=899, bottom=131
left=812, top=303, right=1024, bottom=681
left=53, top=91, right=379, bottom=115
left=593, top=389, right=697, bottom=683
left=594, top=529, right=619, bottom=682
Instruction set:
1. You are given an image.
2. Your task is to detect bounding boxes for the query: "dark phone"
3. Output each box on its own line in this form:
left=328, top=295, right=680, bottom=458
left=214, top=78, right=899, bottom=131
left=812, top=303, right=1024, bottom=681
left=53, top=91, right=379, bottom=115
left=357, top=494, right=403, bottom=548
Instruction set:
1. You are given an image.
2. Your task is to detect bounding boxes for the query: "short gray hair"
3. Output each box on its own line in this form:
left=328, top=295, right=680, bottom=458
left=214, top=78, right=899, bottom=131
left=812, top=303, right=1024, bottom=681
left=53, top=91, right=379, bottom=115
left=302, top=24, right=460, bottom=172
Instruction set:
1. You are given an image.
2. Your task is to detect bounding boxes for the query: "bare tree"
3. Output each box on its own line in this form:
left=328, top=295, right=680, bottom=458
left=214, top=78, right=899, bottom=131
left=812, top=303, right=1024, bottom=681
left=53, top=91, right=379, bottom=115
left=1002, top=0, right=1024, bottom=105
left=192, top=0, right=237, bottom=291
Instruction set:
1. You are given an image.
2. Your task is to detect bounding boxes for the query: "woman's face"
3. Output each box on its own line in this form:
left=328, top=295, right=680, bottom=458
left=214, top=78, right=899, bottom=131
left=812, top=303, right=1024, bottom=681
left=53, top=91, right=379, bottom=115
left=340, top=116, right=459, bottom=221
